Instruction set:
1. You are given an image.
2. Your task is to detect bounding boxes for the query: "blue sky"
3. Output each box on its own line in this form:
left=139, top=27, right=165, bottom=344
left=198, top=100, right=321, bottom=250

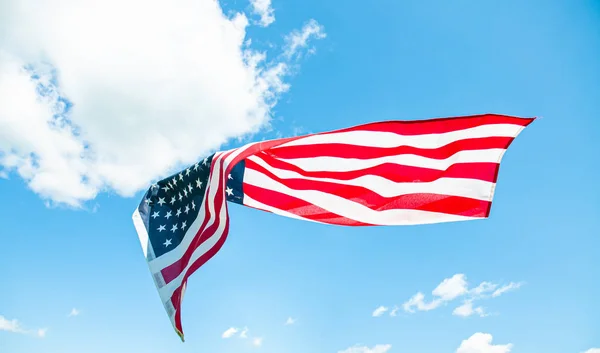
left=1, top=0, right=599, bottom=353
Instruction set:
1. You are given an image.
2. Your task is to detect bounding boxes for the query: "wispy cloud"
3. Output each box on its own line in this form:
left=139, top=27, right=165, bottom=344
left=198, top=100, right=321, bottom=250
left=249, top=0, right=275, bottom=27
left=452, top=301, right=487, bottom=318
left=402, top=292, right=442, bottom=312
left=222, top=327, right=239, bottom=338
left=395, top=274, right=523, bottom=317
left=36, top=328, right=48, bottom=338
left=338, top=344, right=392, bottom=353
left=285, top=317, right=296, bottom=325
left=402, top=274, right=468, bottom=313
left=581, top=349, right=600, bottom=353
left=470, top=282, right=498, bottom=296
left=0, top=315, right=46, bottom=338
left=456, top=333, right=512, bottom=353
left=68, top=308, right=80, bottom=317
left=223, top=325, right=263, bottom=347
left=284, top=19, right=326, bottom=59
left=372, top=306, right=388, bottom=317
left=492, top=282, right=523, bottom=298
left=0, top=316, right=25, bottom=334
left=253, top=337, right=263, bottom=347
left=389, top=306, right=399, bottom=317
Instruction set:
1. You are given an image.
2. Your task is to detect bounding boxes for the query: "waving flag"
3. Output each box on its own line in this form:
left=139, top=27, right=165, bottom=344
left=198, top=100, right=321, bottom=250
left=132, top=114, right=534, bottom=340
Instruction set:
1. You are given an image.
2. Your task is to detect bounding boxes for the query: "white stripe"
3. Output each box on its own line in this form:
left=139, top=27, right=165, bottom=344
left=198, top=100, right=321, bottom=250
left=148, top=143, right=257, bottom=273
left=277, top=148, right=507, bottom=173
left=275, top=123, right=523, bottom=149
left=243, top=194, right=326, bottom=224
left=132, top=209, right=178, bottom=332
left=243, top=169, right=482, bottom=226
left=248, top=155, right=496, bottom=201
left=132, top=209, right=152, bottom=259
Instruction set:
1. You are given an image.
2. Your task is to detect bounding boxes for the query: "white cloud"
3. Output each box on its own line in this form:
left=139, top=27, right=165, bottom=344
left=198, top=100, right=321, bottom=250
left=403, top=274, right=468, bottom=313
left=372, top=306, right=388, bottom=317
left=581, top=349, right=600, bottom=353
left=240, top=326, right=248, bottom=338
left=402, top=292, right=443, bottom=313
left=470, top=282, right=498, bottom=297
left=250, top=0, right=275, bottom=27
left=0, top=0, right=325, bottom=207
left=37, top=328, right=48, bottom=338
left=491, top=282, right=523, bottom=298
left=252, top=337, right=263, bottom=347
left=402, top=274, right=522, bottom=315
left=389, top=306, right=399, bottom=317
left=222, top=327, right=239, bottom=338
left=285, top=317, right=296, bottom=325
left=453, top=301, right=487, bottom=318
left=338, top=344, right=392, bottom=353
left=284, top=19, right=326, bottom=59
left=456, top=333, right=512, bottom=353
left=0, top=315, right=46, bottom=338
left=433, top=274, right=469, bottom=301
left=68, top=308, right=80, bottom=317
left=0, top=315, right=25, bottom=334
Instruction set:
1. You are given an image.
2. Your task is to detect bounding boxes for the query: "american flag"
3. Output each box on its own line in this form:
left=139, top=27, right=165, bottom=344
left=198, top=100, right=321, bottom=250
left=132, top=114, right=534, bottom=340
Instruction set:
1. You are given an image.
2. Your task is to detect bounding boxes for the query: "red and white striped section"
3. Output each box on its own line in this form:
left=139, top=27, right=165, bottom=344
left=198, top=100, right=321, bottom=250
left=240, top=114, right=534, bottom=226
left=146, top=144, right=255, bottom=339
left=145, top=137, right=306, bottom=340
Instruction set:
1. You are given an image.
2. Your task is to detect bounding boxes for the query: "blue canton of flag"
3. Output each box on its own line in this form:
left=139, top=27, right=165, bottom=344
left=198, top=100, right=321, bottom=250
left=136, top=155, right=245, bottom=260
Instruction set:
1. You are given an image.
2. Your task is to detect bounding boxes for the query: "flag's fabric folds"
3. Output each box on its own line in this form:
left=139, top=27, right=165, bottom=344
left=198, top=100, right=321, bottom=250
left=132, top=114, right=534, bottom=340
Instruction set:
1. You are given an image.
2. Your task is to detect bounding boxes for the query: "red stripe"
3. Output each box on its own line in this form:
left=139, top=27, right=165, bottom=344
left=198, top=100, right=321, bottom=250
left=269, top=136, right=514, bottom=160
left=246, top=160, right=489, bottom=217
left=170, top=215, right=231, bottom=336
left=161, top=152, right=231, bottom=284
left=223, top=136, right=309, bottom=176
left=323, top=114, right=534, bottom=136
left=251, top=154, right=501, bottom=183
left=244, top=184, right=373, bottom=226
left=167, top=153, right=234, bottom=337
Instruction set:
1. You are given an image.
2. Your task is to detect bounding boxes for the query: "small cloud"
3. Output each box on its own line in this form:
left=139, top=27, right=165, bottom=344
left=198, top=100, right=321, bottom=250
left=469, top=282, right=498, bottom=297
left=68, top=308, right=80, bottom=317
left=402, top=292, right=442, bottom=313
left=37, top=328, right=48, bottom=338
left=0, top=315, right=25, bottom=334
left=389, top=306, right=399, bottom=317
left=249, top=0, right=275, bottom=27
left=252, top=337, right=263, bottom=347
left=402, top=274, right=523, bottom=315
left=285, top=317, right=296, bottom=325
left=453, top=301, right=487, bottom=318
left=222, top=327, right=239, bottom=338
left=372, top=306, right=388, bottom=317
left=240, top=327, right=248, bottom=338
left=491, top=282, right=523, bottom=298
left=338, top=344, right=392, bottom=353
left=284, top=19, right=326, bottom=59
left=402, top=274, right=467, bottom=313
left=0, top=315, right=46, bottom=338
left=581, top=349, right=600, bottom=353
left=432, top=274, right=469, bottom=301
left=456, top=333, right=512, bottom=353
